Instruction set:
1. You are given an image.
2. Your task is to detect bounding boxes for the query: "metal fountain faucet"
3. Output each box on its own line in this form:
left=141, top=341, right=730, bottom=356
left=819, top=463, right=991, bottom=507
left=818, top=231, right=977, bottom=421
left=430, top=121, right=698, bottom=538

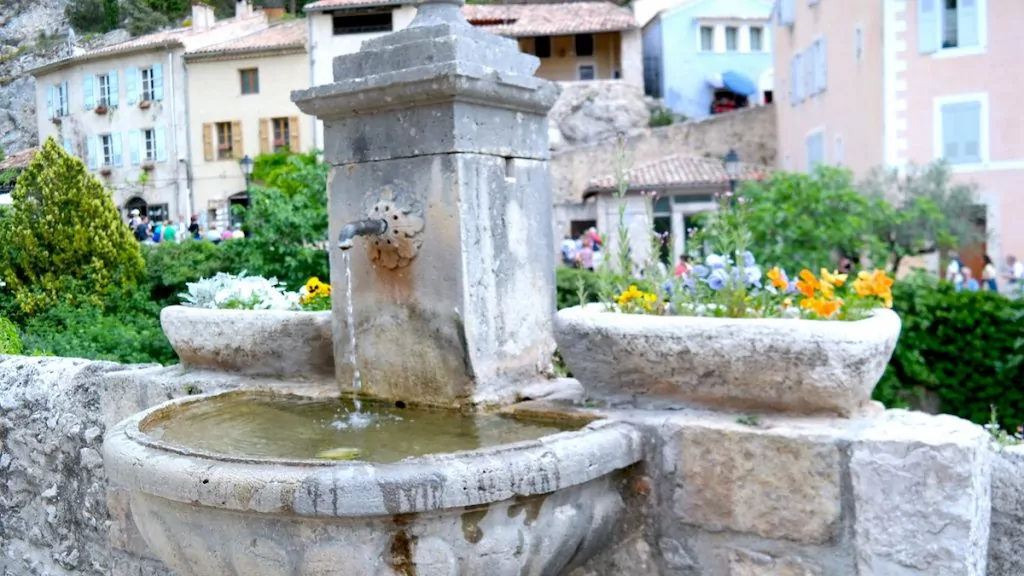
left=337, top=219, right=388, bottom=250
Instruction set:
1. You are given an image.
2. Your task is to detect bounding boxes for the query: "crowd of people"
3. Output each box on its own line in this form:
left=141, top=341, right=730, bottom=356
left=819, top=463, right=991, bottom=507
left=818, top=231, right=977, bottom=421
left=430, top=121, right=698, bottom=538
left=560, top=227, right=605, bottom=271
left=127, top=209, right=245, bottom=245
left=946, top=253, right=1023, bottom=294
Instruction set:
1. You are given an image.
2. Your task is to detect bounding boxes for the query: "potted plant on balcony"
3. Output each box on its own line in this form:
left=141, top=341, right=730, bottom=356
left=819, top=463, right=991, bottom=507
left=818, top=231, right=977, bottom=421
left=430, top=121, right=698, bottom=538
left=554, top=153, right=900, bottom=418
left=99, top=165, right=113, bottom=176
left=138, top=99, right=152, bottom=110
left=141, top=159, right=155, bottom=171
left=50, top=116, right=62, bottom=125
left=95, top=100, right=108, bottom=115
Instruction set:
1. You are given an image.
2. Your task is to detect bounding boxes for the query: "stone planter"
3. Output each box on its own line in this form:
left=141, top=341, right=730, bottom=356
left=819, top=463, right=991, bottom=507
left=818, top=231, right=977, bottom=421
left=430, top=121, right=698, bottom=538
left=103, top=391, right=645, bottom=576
left=161, top=305, right=333, bottom=377
left=554, top=305, right=901, bottom=417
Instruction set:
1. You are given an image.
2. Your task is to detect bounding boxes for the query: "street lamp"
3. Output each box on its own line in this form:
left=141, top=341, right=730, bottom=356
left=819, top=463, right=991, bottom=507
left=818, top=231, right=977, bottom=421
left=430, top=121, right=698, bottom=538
left=239, top=155, right=254, bottom=188
left=723, top=149, right=740, bottom=195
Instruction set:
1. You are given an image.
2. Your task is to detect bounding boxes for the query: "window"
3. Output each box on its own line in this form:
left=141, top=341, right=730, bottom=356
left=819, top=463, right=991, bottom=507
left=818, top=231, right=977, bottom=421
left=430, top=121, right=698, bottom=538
left=272, top=117, right=291, bottom=151
left=918, top=0, right=983, bottom=54
left=141, top=67, right=157, bottom=101
left=98, top=74, right=111, bottom=106
left=578, top=65, right=596, bottom=81
left=938, top=97, right=984, bottom=165
left=790, top=52, right=803, bottom=104
left=725, top=26, right=739, bottom=51
left=52, top=82, right=68, bottom=117
left=534, top=36, right=551, bottom=58
left=855, top=26, right=863, bottom=61
left=143, top=129, right=156, bottom=162
left=240, top=69, right=259, bottom=95
left=575, top=34, right=594, bottom=57
left=100, top=134, right=114, bottom=166
left=805, top=131, right=825, bottom=170
left=812, top=37, right=828, bottom=94
left=750, top=27, right=764, bottom=51
left=332, top=10, right=392, bottom=35
left=700, top=26, right=714, bottom=51
left=216, top=122, right=234, bottom=160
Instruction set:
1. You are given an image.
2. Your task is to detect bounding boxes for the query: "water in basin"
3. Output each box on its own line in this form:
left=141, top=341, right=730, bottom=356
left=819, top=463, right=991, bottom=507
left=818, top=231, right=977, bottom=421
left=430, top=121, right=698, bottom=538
left=144, top=393, right=583, bottom=463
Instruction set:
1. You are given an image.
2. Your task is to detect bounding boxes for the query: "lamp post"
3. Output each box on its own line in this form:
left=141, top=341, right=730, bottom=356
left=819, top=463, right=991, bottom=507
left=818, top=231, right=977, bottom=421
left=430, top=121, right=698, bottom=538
left=237, top=155, right=254, bottom=231
left=723, top=149, right=740, bottom=196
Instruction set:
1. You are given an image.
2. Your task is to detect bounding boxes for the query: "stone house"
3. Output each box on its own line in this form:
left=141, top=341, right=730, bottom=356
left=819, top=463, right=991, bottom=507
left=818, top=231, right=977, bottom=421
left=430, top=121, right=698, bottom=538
left=28, top=2, right=274, bottom=225
left=183, top=18, right=315, bottom=229
left=0, top=148, right=38, bottom=203
left=773, top=0, right=1024, bottom=284
left=303, top=0, right=642, bottom=147
left=577, top=153, right=767, bottom=269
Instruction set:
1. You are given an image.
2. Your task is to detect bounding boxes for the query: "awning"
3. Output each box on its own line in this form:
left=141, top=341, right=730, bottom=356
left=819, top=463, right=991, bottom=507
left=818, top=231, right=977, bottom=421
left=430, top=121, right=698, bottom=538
left=721, top=70, right=758, bottom=96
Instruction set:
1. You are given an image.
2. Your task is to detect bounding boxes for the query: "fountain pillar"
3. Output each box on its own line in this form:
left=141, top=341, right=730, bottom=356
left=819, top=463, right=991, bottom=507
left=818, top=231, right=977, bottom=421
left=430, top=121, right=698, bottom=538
left=294, top=0, right=560, bottom=406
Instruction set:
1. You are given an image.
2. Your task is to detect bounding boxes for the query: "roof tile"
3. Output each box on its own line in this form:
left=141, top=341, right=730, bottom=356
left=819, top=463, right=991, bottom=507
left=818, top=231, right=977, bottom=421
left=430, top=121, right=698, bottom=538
left=587, top=154, right=769, bottom=192
left=186, top=19, right=307, bottom=57
left=0, top=148, right=39, bottom=172
left=464, top=2, right=638, bottom=36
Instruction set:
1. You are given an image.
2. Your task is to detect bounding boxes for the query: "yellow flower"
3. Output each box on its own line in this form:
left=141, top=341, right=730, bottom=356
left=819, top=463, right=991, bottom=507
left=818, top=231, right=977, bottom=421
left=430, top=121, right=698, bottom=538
left=767, top=267, right=788, bottom=290
left=820, top=268, right=848, bottom=288
left=852, top=269, right=894, bottom=308
left=782, top=297, right=793, bottom=308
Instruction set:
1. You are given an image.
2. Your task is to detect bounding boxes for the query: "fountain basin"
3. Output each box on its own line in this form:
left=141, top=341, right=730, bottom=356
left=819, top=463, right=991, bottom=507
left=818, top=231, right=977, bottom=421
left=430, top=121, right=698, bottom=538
left=161, top=306, right=334, bottom=377
left=103, top=390, right=644, bottom=576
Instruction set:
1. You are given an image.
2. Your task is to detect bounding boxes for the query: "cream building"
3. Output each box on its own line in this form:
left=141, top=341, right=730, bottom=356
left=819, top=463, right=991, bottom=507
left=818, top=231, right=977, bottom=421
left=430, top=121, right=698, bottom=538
left=31, top=2, right=268, bottom=223
left=303, top=0, right=642, bottom=148
left=774, top=0, right=1024, bottom=282
left=183, top=18, right=314, bottom=228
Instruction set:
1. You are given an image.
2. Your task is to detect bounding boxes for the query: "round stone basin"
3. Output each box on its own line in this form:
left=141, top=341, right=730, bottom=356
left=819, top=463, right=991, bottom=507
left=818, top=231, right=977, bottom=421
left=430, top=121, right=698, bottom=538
left=103, top=390, right=644, bottom=576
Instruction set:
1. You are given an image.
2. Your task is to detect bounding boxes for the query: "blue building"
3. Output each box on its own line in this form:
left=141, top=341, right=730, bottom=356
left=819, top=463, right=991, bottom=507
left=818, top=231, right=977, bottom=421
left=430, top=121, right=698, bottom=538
left=642, top=0, right=773, bottom=120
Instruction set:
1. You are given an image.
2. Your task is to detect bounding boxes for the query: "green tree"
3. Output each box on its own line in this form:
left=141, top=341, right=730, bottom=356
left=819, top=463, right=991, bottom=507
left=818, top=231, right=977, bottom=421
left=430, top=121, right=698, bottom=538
left=741, top=166, right=886, bottom=273
left=234, top=150, right=329, bottom=288
left=0, top=138, right=144, bottom=315
left=860, top=161, right=984, bottom=274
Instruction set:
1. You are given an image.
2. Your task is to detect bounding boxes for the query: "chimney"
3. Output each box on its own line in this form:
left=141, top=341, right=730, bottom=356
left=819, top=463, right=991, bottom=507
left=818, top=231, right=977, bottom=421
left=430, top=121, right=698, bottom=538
left=235, top=0, right=253, bottom=19
left=190, top=3, right=216, bottom=29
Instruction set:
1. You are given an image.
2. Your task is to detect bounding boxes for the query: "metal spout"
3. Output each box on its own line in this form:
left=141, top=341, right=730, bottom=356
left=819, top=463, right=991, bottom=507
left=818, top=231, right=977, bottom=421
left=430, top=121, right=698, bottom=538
left=338, top=219, right=388, bottom=250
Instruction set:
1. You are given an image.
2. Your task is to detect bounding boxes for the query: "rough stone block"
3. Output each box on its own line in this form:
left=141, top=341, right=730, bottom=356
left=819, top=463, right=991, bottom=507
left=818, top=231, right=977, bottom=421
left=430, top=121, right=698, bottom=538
left=727, top=548, right=821, bottom=576
left=988, top=446, right=1024, bottom=576
left=672, top=420, right=842, bottom=544
left=850, top=410, right=991, bottom=575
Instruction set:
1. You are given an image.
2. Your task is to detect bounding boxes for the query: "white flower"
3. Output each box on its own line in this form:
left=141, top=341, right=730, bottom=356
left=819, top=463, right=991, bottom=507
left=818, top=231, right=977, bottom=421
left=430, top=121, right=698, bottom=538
left=180, top=272, right=301, bottom=311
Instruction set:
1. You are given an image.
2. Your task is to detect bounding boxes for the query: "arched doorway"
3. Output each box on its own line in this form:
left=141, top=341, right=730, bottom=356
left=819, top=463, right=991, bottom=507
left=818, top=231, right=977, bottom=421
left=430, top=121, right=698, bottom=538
left=228, top=191, right=249, bottom=229
left=125, top=196, right=148, bottom=217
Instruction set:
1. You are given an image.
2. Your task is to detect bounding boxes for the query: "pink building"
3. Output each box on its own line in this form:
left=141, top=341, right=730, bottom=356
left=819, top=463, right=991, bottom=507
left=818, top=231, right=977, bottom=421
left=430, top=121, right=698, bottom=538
left=773, top=0, right=1024, bottom=277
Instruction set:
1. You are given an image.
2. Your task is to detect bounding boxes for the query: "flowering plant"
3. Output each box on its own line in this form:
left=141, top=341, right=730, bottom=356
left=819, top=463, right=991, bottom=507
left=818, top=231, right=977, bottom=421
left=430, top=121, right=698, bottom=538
left=299, top=277, right=332, bottom=311
left=180, top=272, right=300, bottom=310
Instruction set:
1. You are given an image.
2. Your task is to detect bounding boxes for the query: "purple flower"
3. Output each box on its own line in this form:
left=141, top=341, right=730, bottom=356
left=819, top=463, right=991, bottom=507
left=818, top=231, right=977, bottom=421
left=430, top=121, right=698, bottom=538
left=745, top=266, right=762, bottom=288
left=692, top=264, right=710, bottom=278
left=787, top=280, right=798, bottom=293
left=743, top=251, right=756, bottom=267
left=681, top=276, right=696, bottom=292
left=706, top=269, right=729, bottom=290
left=706, top=254, right=726, bottom=269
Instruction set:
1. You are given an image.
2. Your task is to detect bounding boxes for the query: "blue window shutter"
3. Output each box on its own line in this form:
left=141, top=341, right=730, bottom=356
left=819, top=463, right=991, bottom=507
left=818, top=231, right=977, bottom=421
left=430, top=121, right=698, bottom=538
left=84, top=75, right=94, bottom=110
left=819, top=37, right=828, bottom=92
left=125, top=68, right=138, bottom=104
left=108, top=70, right=119, bottom=107
left=62, top=138, right=73, bottom=155
left=960, top=101, right=982, bottom=163
left=129, top=130, right=141, bottom=165
left=918, top=0, right=940, bottom=53
left=789, top=55, right=797, bottom=105
left=958, top=0, right=980, bottom=47
left=46, top=85, right=54, bottom=119
left=941, top=104, right=961, bottom=162
left=87, top=137, right=99, bottom=170
left=153, top=64, right=164, bottom=101
left=112, top=132, right=123, bottom=167
left=154, top=126, right=168, bottom=162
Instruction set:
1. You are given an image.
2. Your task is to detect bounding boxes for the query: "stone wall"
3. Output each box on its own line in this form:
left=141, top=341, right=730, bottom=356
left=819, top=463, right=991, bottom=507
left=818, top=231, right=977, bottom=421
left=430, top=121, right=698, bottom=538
left=2, top=355, right=1021, bottom=576
left=549, top=105, right=777, bottom=206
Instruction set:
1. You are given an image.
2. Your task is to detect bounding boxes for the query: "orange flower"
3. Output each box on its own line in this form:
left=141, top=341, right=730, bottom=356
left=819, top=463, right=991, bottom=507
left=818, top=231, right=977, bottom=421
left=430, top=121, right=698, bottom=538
left=767, top=267, right=789, bottom=291
left=801, top=296, right=843, bottom=318
left=853, top=269, right=894, bottom=308
left=820, top=268, right=848, bottom=288
left=796, top=269, right=818, bottom=298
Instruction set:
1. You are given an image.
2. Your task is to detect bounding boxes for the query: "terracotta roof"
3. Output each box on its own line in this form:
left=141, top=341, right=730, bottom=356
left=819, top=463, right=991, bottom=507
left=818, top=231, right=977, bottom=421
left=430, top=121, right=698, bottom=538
left=0, top=148, right=38, bottom=172
left=586, top=154, right=769, bottom=193
left=186, top=20, right=307, bottom=58
left=304, top=0, right=409, bottom=11
left=464, top=2, right=638, bottom=36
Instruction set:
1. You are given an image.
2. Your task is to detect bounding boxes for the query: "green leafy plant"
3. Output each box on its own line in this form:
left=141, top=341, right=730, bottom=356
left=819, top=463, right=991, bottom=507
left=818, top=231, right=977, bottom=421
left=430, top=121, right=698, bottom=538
left=985, top=406, right=1023, bottom=449
left=0, top=138, right=144, bottom=316
left=0, top=316, right=22, bottom=354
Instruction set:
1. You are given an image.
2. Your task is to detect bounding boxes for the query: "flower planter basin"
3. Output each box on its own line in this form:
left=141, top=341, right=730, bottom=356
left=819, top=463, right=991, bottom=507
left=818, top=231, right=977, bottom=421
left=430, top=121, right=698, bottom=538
left=103, top=391, right=644, bottom=576
left=161, top=305, right=333, bottom=377
left=554, top=305, right=901, bottom=417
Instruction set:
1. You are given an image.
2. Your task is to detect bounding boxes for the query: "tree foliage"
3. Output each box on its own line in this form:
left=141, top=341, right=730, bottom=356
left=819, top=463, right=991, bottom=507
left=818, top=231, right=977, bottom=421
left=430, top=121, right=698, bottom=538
left=742, top=166, right=886, bottom=273
left=233, top=150, right=329, bottom=289
left=0, top=138, right=144, bottom=315
left=860, top=161, right=984, bottom=273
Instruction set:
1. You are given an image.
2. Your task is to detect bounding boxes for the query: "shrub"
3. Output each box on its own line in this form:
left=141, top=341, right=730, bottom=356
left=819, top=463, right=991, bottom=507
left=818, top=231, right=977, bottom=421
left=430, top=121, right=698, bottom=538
left=0, top=316, right=22, bottom=354
left=0, top=138, right=144, bottom=316
left=142, top=240, right=246, bottom=307
left=875, top=274, right=1024, bottom=430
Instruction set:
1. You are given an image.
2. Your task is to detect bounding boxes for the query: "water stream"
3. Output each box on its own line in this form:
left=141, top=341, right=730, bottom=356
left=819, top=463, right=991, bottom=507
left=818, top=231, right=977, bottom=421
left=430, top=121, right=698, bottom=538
left=342, top=252, right=362, bottom=410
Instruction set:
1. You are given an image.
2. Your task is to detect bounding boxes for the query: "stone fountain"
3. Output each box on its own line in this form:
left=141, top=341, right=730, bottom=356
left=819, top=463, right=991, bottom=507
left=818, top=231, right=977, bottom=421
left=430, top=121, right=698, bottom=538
left=101, top=1, right=644, bottom=574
